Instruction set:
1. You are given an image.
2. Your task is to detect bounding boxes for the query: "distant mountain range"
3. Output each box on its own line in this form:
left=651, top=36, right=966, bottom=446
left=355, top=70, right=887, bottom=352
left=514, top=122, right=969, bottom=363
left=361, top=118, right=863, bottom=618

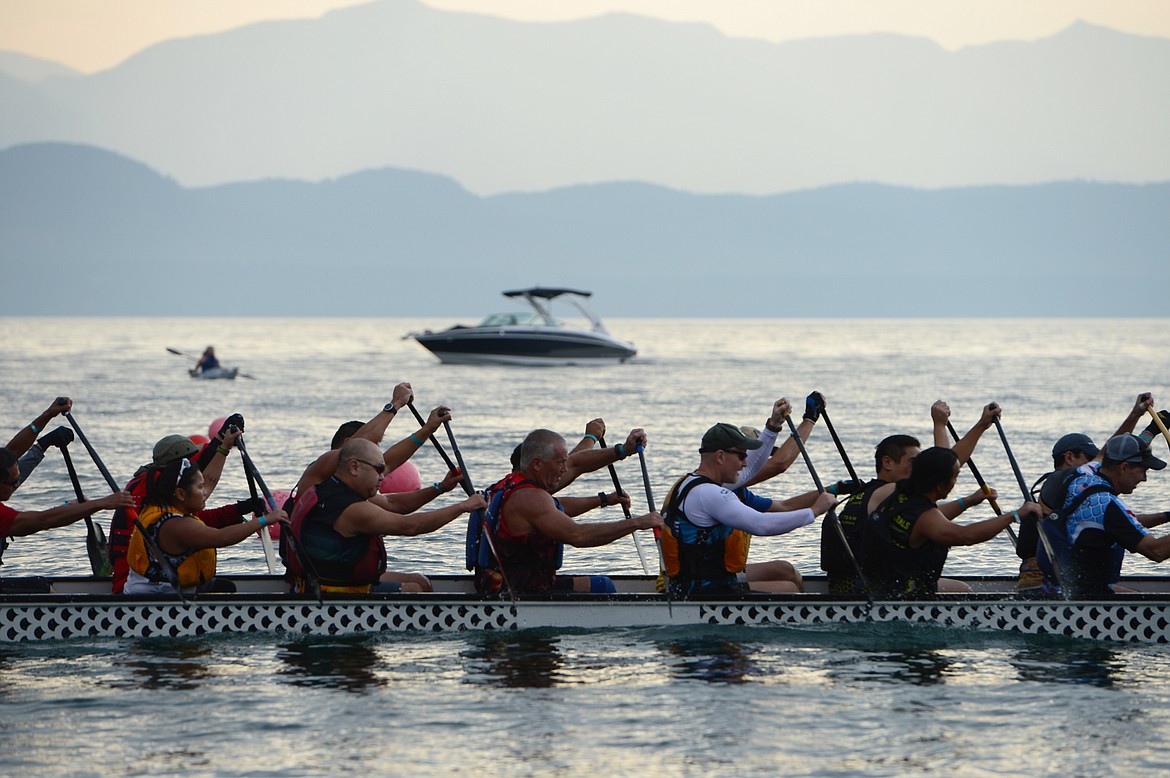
left=1, top=0, right=1167, bottom=194
left=2, top=143, right=1165, bottom=317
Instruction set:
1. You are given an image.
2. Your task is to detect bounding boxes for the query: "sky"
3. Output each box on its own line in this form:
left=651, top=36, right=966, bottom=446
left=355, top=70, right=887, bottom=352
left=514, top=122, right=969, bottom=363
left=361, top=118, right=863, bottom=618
left=1, top=0, right=1169, bottom=73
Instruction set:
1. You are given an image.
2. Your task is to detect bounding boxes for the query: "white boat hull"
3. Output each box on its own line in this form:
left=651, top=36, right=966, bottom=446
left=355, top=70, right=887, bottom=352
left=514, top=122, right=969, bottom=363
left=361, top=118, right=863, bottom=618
left=4, top=575, right=1170, bottom=643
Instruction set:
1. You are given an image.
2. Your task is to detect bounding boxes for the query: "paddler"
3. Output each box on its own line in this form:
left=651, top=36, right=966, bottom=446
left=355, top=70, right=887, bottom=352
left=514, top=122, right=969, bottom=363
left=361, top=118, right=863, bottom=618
left=659, top=400, right=838, bottom=596
left=289, top=383, right=465, bottom=592
left=0, top=448, right=134, bottom=572
left=473, top=428, right=664, bottom=596
left=124, top=455, right=287, bottom=594
left=286, top=438, right=485, bottom=594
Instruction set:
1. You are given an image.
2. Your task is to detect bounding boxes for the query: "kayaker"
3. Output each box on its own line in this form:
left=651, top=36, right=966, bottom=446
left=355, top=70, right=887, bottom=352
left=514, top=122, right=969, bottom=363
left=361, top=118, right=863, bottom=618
left=195, top=346, right=220, bottom=373
left=659, top=402, right=838, bottom=596
left=1037, top=434, right=1170, bottom=598
left=124, top=456, right=287, bottom=595
left=474, top=428, right=663, bottom=596
left=0, top=447, right=134, bottom=570
left=285, top=438, right=485, bottom=594
left=859, top=446, right=1042, bottom=598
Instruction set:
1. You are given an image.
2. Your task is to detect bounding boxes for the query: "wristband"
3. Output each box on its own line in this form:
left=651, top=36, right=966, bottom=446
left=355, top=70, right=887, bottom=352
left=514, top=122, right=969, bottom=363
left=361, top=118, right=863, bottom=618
left=957, top=497, right=967, bottom=511
left=410, top=433, right=424, bottom=446
left=433, top=482, right=444, bottom=493
left=217, top=446, right=231, bottom=456
left=598, top=491, right=608, bottom=507
left=827, top=483, right=838, bottom=496
left=583, top=433, right=599, bottom=444
left=29, top=422, right=40, bottom=434
left=1010, top=510, right=1019, bottom=523
left=615, top=443, right=627, bottom=459
left=257, top=515, right=268, bottom=528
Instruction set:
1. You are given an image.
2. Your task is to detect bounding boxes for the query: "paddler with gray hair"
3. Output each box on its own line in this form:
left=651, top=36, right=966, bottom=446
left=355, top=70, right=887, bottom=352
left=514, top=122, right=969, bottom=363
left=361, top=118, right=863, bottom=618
left=660, top=399, right=839, bottom=596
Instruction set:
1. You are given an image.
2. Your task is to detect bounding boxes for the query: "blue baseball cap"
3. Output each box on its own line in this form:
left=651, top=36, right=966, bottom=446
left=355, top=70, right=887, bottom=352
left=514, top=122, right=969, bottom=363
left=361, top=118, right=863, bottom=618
left=1052, top=433, right=1099, bottom=459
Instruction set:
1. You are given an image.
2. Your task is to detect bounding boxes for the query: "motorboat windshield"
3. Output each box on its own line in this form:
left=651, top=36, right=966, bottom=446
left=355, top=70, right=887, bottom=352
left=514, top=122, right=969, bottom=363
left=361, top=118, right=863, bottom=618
left=476, top=312, right=550, bottom=327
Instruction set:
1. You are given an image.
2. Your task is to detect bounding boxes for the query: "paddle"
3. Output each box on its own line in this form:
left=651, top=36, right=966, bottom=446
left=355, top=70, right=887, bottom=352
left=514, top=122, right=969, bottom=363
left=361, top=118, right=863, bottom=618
left=62, top=411, right=122, bottom=494
left=599, top=434, right=651, bottom=575
left=439, top=414, right=517, bottom=608
left=59, top=444, right=112, bottom=576
left=232, top=436, right=279, bottom=574
left=785, top=413, right=872, bottom=601
left=636, top=444, right=672, bottom=613
left=943, top=419, right=1017, bottom=548
left=1148, top=407, right=1170, bottom=450
left=991, top=416, right=1064, bottom=589
left=820, top=406, right=861, bottom=484
left=406, top=403, right=460, bottom=476
left=167, top=347, right=257, bottom=379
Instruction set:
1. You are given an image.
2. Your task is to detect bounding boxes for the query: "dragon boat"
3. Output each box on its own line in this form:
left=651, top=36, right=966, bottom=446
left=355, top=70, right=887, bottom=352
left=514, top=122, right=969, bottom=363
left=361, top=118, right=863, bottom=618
left=4, top=574, right=1170, bottom=644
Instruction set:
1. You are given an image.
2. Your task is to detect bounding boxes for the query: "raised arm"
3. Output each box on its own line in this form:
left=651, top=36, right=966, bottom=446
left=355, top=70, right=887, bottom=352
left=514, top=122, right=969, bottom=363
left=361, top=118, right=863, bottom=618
left=950, top=403, right=1001, bottom=466
left=5, top=397, right=72, bottom=457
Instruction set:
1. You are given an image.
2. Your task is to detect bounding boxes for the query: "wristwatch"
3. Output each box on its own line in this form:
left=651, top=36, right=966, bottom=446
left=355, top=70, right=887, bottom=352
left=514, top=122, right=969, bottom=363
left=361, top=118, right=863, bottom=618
left=598, top=492, right=609, bottom=507
left=384, top=403, right=398, bottom=414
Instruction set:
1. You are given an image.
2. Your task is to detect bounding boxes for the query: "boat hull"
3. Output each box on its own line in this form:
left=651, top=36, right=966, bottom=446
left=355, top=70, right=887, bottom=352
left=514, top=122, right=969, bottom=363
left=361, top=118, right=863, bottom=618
left=189, top=367, right=238, bottom=380
left=413, top=327, right=636, bottom=366
left=3, top=576, right=1170, bottom=643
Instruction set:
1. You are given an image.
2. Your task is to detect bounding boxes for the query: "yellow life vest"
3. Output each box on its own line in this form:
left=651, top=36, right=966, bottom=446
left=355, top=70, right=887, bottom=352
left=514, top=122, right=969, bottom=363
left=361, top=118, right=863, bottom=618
left=127, top=503, right=217, bottom=588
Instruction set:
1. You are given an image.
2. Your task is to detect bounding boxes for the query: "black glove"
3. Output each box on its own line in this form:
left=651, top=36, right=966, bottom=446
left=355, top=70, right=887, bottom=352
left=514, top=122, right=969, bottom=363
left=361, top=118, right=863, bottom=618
left=803, top=391, right=826, bottom=423
left=217, top=413, right=246, bottom=437
left=37, top=426, right=74, bottom=450
left=1140, top=410, right=1170, bottom=443
left=234, top=497, right=269, bottom=516
left=828, top=479, right=863, bottom=496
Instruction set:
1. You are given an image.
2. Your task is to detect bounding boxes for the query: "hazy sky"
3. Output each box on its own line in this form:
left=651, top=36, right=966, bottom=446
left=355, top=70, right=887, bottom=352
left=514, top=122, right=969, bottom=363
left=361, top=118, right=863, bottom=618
left=2, top=0, right=1169, bottom=73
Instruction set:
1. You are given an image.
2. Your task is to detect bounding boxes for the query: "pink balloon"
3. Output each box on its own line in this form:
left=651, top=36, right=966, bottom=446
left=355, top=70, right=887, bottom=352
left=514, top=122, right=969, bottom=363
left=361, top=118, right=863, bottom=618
left=209, top=417, right=228, bottom=439
left=379, top=461, right=422, bottom=494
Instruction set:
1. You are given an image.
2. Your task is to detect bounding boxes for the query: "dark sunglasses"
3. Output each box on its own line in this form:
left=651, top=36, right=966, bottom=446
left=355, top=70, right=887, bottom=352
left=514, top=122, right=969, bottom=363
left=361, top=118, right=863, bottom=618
left=353, top=458, right=387, bottom=475
left=724, top=449, right=749, bottom=461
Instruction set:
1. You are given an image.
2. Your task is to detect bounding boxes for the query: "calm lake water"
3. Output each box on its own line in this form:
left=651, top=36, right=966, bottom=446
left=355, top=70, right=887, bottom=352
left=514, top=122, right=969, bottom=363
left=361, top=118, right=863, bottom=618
left=2, top=316, right=1170, bottom=776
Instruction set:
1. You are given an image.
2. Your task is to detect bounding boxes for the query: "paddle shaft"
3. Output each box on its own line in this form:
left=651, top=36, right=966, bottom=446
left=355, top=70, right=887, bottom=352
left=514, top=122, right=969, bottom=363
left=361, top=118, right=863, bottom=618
left=944, top=420, right=1017, bottom=547
left=600, top=435, right=651, bottom=575
left=636, top=445, right=671, bottom=610
left=819, top=408, right=861, bottom=483
left=441, top=418, right=516, bottom=606
left=406, top=403, right=463, bottom=487
left=784, top=414, right=871, bottom=597
left=60, top=444, right=110, bottom=576
left=63, top=412, right=121, bottom=494
left=234, top=436, right=279, bottom=574
left=991, top=417, right=1062, bottom=585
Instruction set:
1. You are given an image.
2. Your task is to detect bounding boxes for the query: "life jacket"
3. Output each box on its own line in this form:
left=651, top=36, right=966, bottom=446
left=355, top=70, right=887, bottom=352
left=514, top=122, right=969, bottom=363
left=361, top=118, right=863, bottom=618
left=1035, top=463, right=1127, bottom=595
left=287, top=476, right=386, bottom=591
left=472, top=473, right=565, bottom=596
left=859, top=489, right=946, bottom=598
left=820, top=477, right=885, bottom=581
left=126, top=503, right=217, bottom=588
left=660, top=475, right=750, bottom=597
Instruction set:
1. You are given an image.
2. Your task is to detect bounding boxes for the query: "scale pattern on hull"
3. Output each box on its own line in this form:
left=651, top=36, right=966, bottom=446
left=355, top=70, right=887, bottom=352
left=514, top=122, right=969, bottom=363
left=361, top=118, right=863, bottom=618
left=700, top=602, right=1170, bottom=643
left=0, top=602, right=520, bottom=642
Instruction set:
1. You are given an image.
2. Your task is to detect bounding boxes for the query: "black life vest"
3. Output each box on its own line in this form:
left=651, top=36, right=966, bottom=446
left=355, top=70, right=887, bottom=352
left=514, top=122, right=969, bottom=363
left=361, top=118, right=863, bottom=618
left=860, top=489, right=947, bottom=598
left=820, top=478, right=885, bottom=581
left=287, top=476, right=386, bottom=589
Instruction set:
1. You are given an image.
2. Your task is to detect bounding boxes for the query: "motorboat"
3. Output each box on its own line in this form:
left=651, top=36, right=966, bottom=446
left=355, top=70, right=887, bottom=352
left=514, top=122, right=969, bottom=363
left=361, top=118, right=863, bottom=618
left=409, top=287, right=637, bottom=366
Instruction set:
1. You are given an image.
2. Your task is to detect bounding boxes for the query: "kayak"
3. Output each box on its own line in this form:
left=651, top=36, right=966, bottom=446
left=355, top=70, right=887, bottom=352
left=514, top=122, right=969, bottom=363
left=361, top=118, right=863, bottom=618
left=189, top=367, right=239, bottom=380
left=3, top=574, right=1170, bottom=643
